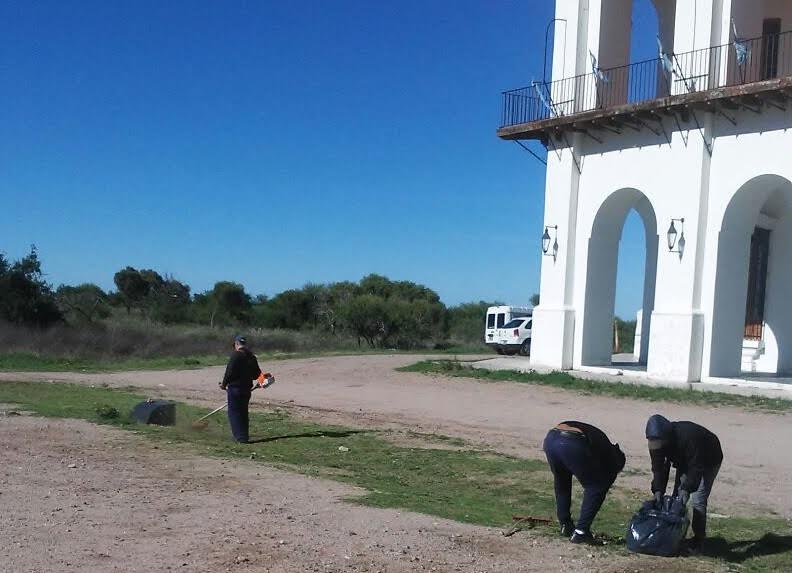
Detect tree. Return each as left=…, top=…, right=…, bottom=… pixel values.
left=447, top=301, right=500, bottom=344
left=207, top=281, right=251, bottom=327
left=324, top=281, right=358, bottom=334
left=265, top=288, right=315, bottom=329
left=530, top=293, right=540, bottom=306
left=339, top=294, right=389, bottom=348
left=56, top=283, right=110, bottom=323
left=0, top=247, right=62, bottom=327
left=113, top=267, right=149, bottom=313
left=149, top=277, right=191, bottom=324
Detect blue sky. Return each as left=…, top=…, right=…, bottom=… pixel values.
left=0, top=0, right=658, bottom=318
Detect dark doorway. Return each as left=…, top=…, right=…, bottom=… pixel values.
left=761, top=18, right=781, bottom=80
left=744, top=227, right=771, bottom=340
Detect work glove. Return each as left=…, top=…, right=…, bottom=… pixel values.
left=670, top=490, right=689, bottom=515
left=640, top=498, right=656, bottom=511
left=641, top=491, right=663, bottom=511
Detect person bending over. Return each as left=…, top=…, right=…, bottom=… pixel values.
left=543, top=421, right=626, bottom=544
left=645, top=414, right=723, bottom=552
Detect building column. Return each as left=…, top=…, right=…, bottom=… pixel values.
left=530, top=0, right=591, bottom=371
left=530, top=139, right=581, bottom=370
left=646, top=115, right=713, bottom=382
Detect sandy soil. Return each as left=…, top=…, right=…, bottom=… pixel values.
left=2, top=353, right=790, bottom=571
left=1, top=415, right=717, bottom=573
left=2, top=354, right=790, bottom=517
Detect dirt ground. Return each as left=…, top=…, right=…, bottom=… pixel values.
left=2, top=353, right=790, bottom=572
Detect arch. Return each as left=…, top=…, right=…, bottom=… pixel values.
left=581, top=188, right=659, bottom=366
left=710, top=175, right=792, bottom=377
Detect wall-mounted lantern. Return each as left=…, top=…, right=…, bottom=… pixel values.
left=542, top=225, right=559, bottom=261
left=667, top=218, right=685, bottom=259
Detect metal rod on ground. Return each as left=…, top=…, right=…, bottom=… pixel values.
left=502, top=515, right=554, bottom=537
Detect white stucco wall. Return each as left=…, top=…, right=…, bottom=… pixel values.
left=532, top=102, right=792, bottom=381
left=530, top=0, right=792, bottom=382
left=700, top=108, right=792, bottom=379
left=758, top=214, right=792, bottom=374
left=731, top=0, right=792, bottom=40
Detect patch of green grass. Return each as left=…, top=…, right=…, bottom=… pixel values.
left=400, top=360, right=792, bottom=413
left=0, top=349, right=487, bottom=373
left=0, top=352, right=229, bottom=372
left=2, top=380, right=792, bottom=572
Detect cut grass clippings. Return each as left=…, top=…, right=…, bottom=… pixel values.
left=2, top=380, right=792, bottom=572
left=399, top=360, right=792, bottom=414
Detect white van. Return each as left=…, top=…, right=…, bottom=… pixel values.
left=484, top=305, right=532, bottom=351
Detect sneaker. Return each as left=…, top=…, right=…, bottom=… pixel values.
left=560, top=520, right=575, bottom=537
left=570, top=529, right=595, bottom=544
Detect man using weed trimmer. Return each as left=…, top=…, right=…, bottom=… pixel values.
left=217, top=335, right=274, bottom=443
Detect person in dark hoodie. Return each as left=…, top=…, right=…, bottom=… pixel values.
left=645, top=414, right=723, bottom=551
left=219, top=335, right=272, bottom=443
left=543, top=421, right=626, bottom=544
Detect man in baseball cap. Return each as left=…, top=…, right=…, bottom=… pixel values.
left=219, top=334, right=270, bottom=443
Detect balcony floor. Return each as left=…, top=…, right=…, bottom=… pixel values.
left=497, top=76, right=792, bottom=142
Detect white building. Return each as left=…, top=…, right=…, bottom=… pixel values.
left=498, top=0, right=792, bottom=383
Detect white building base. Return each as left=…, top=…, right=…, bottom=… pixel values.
left=528, top=306, right=575, bottom=370
left=646, top=311, right=705, bottom=383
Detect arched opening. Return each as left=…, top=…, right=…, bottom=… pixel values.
left=581, top=189, right=658, bottom=368
left=710, top=175, right=792, bottom=379
left=595, top=0, right=677, bottom=106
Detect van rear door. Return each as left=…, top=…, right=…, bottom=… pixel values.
left=485, top=312, right=497, bottom=343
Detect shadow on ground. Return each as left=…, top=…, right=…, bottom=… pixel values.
left=702, top=534, right=792, bottom=563
left=249, top=429, right=372, bottom=444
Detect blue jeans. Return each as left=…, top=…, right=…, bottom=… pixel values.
left=543, top=429, right=614, bottom=532
left=685, top=463, right=721, bottom=539
left=226, top=385, right=251, bottom=442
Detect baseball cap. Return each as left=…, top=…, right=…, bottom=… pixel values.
left=233, top=335, right=247, bottom=345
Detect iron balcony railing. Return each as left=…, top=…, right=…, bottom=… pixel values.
left=501, top=29, right=792, bottom=129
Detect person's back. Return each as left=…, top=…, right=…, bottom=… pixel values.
left=670, top=421, right=723, bottom=472
left=561, top=420, right=625, bottom=478
left=223, top=347, right=261, bottom=388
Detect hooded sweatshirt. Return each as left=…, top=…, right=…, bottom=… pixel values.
left=646, top=414, right=723, bottom=494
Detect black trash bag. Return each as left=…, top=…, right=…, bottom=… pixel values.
left=131, top=399, right=176, bottom=426
left=626, top=495, right=689, bottom=556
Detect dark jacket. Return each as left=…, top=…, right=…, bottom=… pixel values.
left=562, top=420, right=626, bottom=479
left=222, top=348, right=262, bottom=389
left=647, top=416, right=723, bottom=494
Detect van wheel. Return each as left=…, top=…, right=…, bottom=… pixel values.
left=496, top=347, right=504, bottom=355
left=519, top=340, right=531, bottom=356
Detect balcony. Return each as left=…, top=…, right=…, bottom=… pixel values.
left=498, top=30, right=792, bottom=141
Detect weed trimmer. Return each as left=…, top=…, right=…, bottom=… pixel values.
left=191, top=374, right=275, bottom=429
